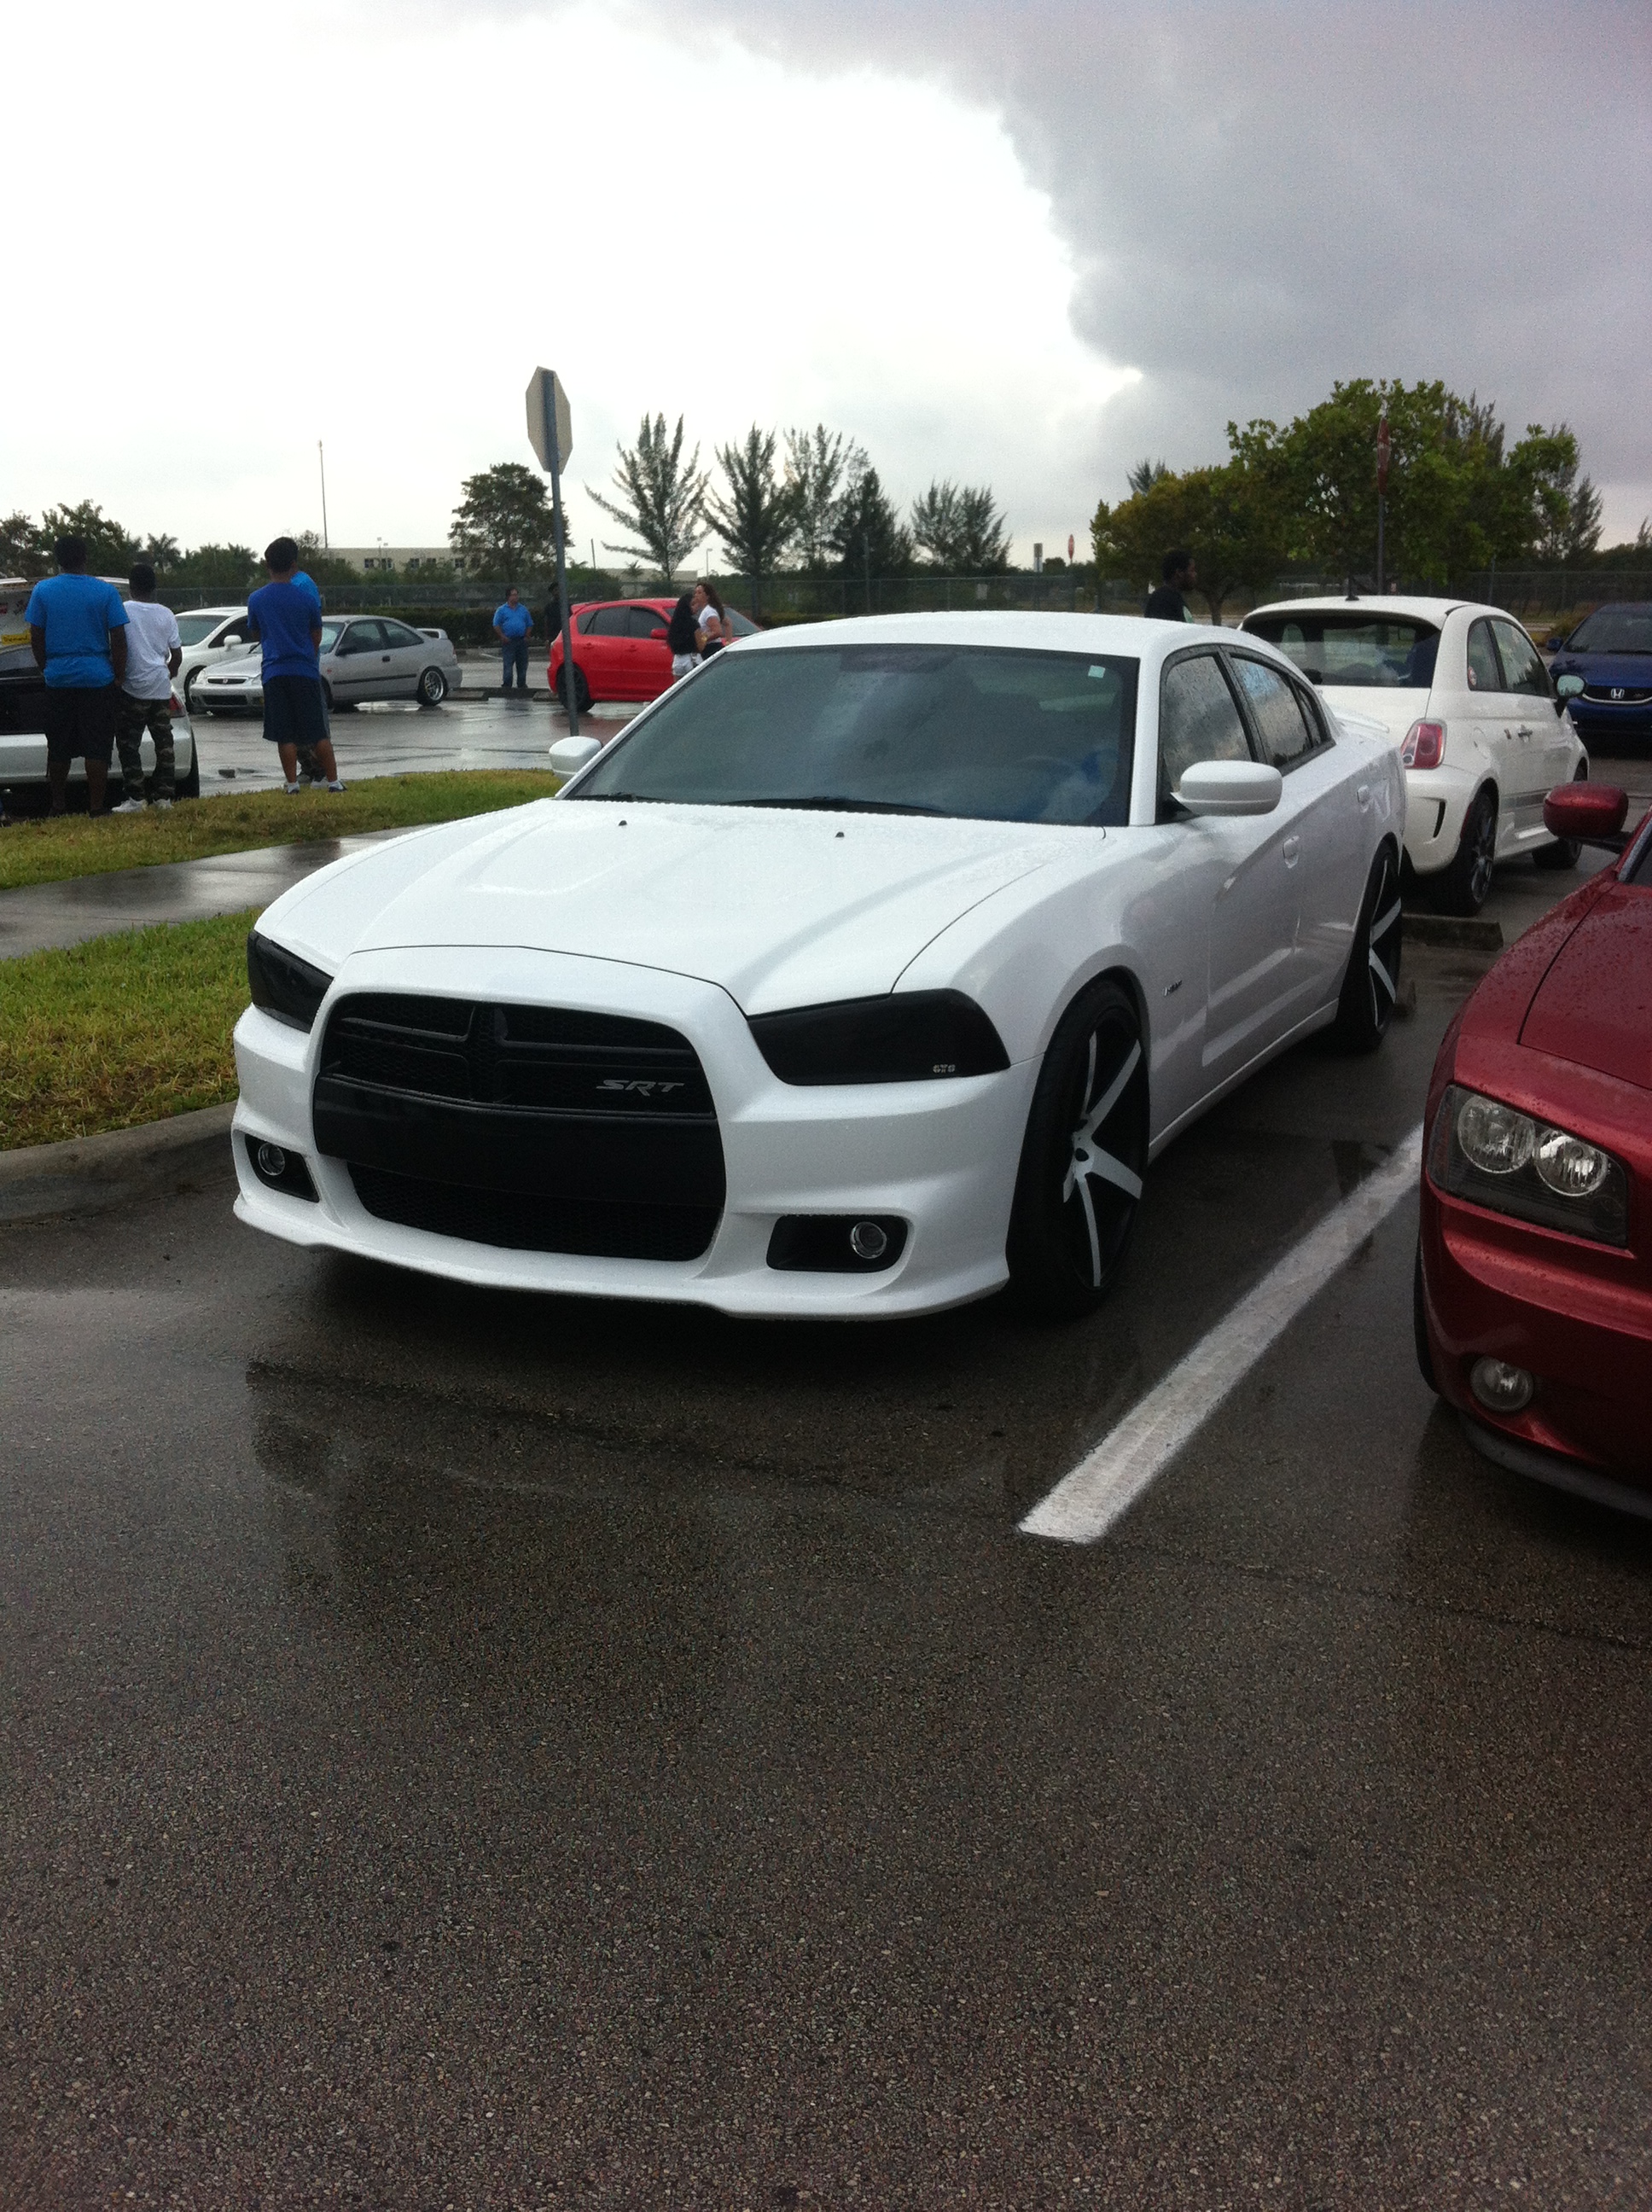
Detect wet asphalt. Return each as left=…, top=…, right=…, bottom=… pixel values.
left=6, top=894, right=1652, bottom=2205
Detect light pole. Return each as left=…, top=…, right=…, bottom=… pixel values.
left=1376, top=407, right=1390, bottom=595
left=318, top=441, right=329, bottom=550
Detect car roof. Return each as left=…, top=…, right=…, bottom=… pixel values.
left=1568, top=601, right=1652, bottom=617
left=572, top=597, right=676, bottom=609
left=1243, top=594, right=1516, bottom=625
left=732, top=608, right=1290, bottom=666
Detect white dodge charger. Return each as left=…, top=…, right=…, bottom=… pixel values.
left=232, top=613, right=1404, bottom=1319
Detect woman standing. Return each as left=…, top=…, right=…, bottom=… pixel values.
left=693, top=581, right=729, bottom=658
left=666, top=591, right=700, bottom=682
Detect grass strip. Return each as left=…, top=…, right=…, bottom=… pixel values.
left=0, top=769, right=559, bottom=892
left=1, top=911, right=258, bottom=1151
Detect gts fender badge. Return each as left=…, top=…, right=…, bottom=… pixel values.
left=598, top=1078, right=683, bottom=1096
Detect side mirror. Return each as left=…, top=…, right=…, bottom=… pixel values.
left=649, top=626, right=669, bottom=641
left=1555, top=673, right=1585, bottom=699
left=1544, top=782, right=1629, bottom=852
left=1176, top=758, right=1283, bottom=816
left=549, top=735, right=601, bottom=777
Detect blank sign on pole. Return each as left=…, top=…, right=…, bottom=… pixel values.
left=526, top=367, right=573, bottom=474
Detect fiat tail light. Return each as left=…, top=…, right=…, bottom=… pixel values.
left=1401, top=719, right=1446, bottom=770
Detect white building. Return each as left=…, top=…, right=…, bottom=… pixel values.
left=328, top=546, right=468, bottom=577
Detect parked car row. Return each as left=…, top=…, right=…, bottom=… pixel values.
left=193, top=617, right=462, bottom=714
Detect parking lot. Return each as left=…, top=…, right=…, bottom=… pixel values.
left=5, top=800, right=1651, bottom=2206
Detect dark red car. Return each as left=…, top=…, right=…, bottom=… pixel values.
left=1416, top=782, right=1652, bottom=1511
left=546, top=597, right=758, bottom=713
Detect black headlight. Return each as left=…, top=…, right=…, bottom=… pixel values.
left=748, top=990, right=1009, bottom=1086
left=1428, top=1084, right=1629, bottom=1248
left=247, top=930, right=334, bottom=1033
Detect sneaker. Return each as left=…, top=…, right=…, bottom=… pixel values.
left=285, top=783, right=302, bottom=795
left=326, top=780, right=346, bottom=793
left=113, top=797, right=147, bottom=814
left=152, top=798, right=173, bottom=810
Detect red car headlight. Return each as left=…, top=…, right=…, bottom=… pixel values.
left=1428, top=1085, right=1630, bottom=1247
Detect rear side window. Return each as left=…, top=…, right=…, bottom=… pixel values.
left=585, top=606, right=631, bottom=637
left=1466, top=619, right=1502, bottom=693
left=1492, top=619, right=1551, bottom=700
left=1159, top=652, right=1252, bottom=804
left=627, top=606, right=667, bottom=638
left=1230, top=655, right=1318, bottom=768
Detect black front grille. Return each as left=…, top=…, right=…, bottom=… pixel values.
left=314, top=993, right=724, bottom=1261
left=1582, top=684, right=1652, bottom=703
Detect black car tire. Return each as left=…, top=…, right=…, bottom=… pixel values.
left=1007, top=978, right=1149, bottom=1320
left=1333, top=841, right=1403, bottom=1053
left=1533, top=759, right=1587, bottom=870
left=556, top=664, right=593, bottom=715
left=1413, top=1239, right=1438, bottom=1392
left=1437, top=786, right=1498, bottom=917
left=416, top=667, right=448, bottom=707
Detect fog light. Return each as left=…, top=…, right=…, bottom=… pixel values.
left=1470, top=1357, right=1535, bottom=1413
left=849, top=1220, right=888, bottom=1260
left=256, top=1142, right=288, bottom=1178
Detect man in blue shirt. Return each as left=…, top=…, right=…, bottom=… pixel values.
left=247, top=537, right=344, bottom=795
left=26, top=535, right=130, bottom=815
left=493, top=586, right=534, bottom=695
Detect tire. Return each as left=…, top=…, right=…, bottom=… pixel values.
left=416, top=666, right=448, bottom=707
left=1533, top=759, right=1587, bottom=870
left=1007, top=978, right=1149, bottom=1320
left=1437, top=786, right=1498, bottom=917
left=1413, top=1239, right=1438, bottom=1393
left=556, top=663, right=592, bottom=715
left=183, top=670, right=203, bottom=716
left=1333, top=841, right=1403, bottom=1052
left=177, top=727, right=201, bottom=800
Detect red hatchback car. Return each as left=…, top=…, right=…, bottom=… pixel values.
left=546, top=597, right=757, bottom=713
left=1417, top=783, right=1652, bottom=1512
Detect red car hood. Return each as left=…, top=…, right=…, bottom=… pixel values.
left=1520, top=882, right=1652, bottom=1091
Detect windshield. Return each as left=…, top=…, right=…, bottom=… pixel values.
left=176, top=613, right=228, bottom=645
left=570, top=643, right=1139, bottom=825
left=1565, top=608, right=1652, bottom=654
left=1244, top=612, right=1440, bottom=689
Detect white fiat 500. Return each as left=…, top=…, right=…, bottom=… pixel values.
left=232, top=614, right=1403, bottom=1320
left=1242, top=596, right=1587, bottom=915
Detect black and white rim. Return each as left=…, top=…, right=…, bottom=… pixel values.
left=1467, top=798, right=1496, bottom=905
left=420, top=668, right=445, bottom=703
left=1364, top=847, right=1403, bottom=1029
left=1062, top=1027, right=1144, bottom=1288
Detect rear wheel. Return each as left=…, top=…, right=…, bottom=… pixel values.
left=1437, top=786, right=1498, bottom=916
left=1334, top=842, right=1402, bottom=1052
left=1533, top=759, right=1587, bottom=870
left=416, top=666, right=448, bottom=707
left=1007, top=979, right=1148, bottom=1320
left=556, top=663, right=592, bottom=716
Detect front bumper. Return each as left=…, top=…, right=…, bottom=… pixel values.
left=232, top=945, right=1037, bottom=1318
left=1567, top=700, right=1652, bottom=744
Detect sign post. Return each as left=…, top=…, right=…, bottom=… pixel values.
left=526, top=366, right=579, bottom=736
left=1376, top=407, right=1391, bottom=596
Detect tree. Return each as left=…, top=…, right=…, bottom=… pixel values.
left=172, top=544, right=261, bottom=592
left=703, top=425, right=794, bottom=614
left=1092, top=461, right=1286, bottom=622
left=910, top=480, right=1009, bottom=571
left=585, top=415, right=707, bottom=583
left=1126, top=458, right=1170, bottom=497
left=783, top=425, right=867, bottom=572
left=829, top=466, right=912, bottom=583
left=39, top=499, right=139, bottom=573
left=140, top=533, right=181, bottom=573
left=450, top=461, right=556, bottom=584
left=1513, top=424, right=1603, bottom=563
left=0, top=511, right=49, bottom=579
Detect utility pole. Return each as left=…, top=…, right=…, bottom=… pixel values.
left=1376, top=406, right=1390, bottom=595
left=318, top=441, right=329, bottom=550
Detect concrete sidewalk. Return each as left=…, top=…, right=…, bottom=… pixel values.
left=0, top=829, right=409, bottom=959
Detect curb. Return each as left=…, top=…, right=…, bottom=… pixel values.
left=0, top=1102, right=236, bottom=1224
left=1401, top=912, right=1504, bottom=952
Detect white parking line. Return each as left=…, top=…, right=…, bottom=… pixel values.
left=1020, top=1123, right=1426, bottom=1545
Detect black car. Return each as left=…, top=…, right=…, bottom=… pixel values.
left=1548, top=602, right=1652, bottom=747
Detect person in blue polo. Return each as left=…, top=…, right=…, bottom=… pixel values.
left=247, top=536, right=345, bottom=795
left=493, top=585, right=534, bottom=695
left=26, top=534, right=129, bottom=815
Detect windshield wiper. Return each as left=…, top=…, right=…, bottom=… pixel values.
left=731, top=795, right=947, bottom=816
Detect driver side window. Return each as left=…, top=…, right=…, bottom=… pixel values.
left=1158, top=652, right=1253, bottom=814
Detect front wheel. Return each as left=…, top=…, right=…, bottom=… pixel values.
left=556, top=663, right=592, bottom=716
left=1437, top=786, right=1498, bottom=917
left=416, top=666, right=448, bottom=707
left=1533, top=760, right=1587, bottom=870
left=1334, top=842, right=1403, bottom=1052
left=1007, top=979, right=1148, bottom=1320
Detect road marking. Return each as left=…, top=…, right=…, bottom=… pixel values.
left=1020, top=1123, right=1426, bottom=1545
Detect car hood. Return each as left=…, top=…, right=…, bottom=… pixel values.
left=263, top=799, right=1063, bottom=1013
left=1521, top=881, right=1652, bottom=1090
left=204, top=651, right=260, bottom=678
left=1551, top=649, right=1652, bottom=687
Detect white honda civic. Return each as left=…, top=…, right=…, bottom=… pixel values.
left=231, top=613, right=1404, bottom=1319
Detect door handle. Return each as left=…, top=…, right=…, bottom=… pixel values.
left=1515, top=724, right=1533, bottom=738
left=1283, top=835, right=1301, bottom=865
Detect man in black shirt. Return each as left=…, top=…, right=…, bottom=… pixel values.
left=1144, top=548, right=1196, bottom=621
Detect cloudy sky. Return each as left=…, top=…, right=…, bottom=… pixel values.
left=7, top=0, right=1648, bottom=566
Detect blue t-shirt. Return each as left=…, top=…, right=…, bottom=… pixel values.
left=247, top=575, right=323, bottom=681
left=495, top=601, right=533, bottom=639
left=26, top=573, right=128, bottom=688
